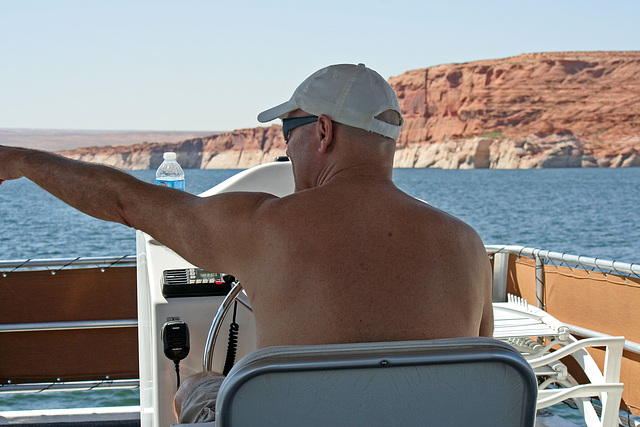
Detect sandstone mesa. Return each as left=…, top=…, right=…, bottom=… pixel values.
left=60, top=51, right=640, bottom=169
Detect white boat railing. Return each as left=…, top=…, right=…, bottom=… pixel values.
left=487, top=245, right=640, bottom=308
left=486, top=245, right=640, bottom=276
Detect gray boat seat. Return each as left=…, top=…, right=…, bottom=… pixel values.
left=185, top=336, right=536, bottom=426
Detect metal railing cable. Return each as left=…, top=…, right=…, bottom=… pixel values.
left=0, top=255, right=136, bottom=276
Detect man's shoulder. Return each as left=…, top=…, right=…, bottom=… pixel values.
left=403, top=197, right=485, bottom=249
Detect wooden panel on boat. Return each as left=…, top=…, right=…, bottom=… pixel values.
left=0, top=328, right=138, bottom=383
left=505, top=254, right=538, bottom=304
left=544, top=265, right=640, bottom=342
left=0, top=266, right=139, bottom=384
left=0, top=266, right=137, bottom=323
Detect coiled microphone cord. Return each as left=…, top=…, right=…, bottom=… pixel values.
left=223, top=301, right=239, bottom=376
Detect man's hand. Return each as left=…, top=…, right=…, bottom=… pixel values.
left=0, top=145, right=29, bottom=185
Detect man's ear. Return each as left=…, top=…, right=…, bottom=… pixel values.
left=317, top=114, right=334, bottom=153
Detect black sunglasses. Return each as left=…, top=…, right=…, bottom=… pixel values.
left=281, top=116, right=319, bottom=142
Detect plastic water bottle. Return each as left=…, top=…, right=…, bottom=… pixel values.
left=156, top=152, right=185, bottom=190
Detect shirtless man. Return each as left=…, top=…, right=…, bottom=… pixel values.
left=0, top=64, right=493, bottom=423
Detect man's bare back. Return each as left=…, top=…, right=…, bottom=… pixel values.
left=239, top=174, right=493, bottom=348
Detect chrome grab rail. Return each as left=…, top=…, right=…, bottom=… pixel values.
left=0, top=319, right=138, bottom=333
left=203, top=281, right=248, bottom=371
left=0, top=379, right=140, bottom=394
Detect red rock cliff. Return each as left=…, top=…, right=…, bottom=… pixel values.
left=391, top=51, right=640, bottom=168
left=60, top=126, right=286, bottom=170
left=61, top=51, right=640, bottom=169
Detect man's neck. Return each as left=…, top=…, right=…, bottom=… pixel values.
left=316, top=162, right=393, bottom=188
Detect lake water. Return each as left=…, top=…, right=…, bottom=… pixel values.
left=1, top=167, right=639, bottom=423
left=2, top=167, right=639, bottom=262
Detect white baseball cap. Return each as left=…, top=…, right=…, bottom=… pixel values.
left=257, top=63, right=404, bottom=140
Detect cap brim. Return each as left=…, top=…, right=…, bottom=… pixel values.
left=257, top=100, right=297, bottom=123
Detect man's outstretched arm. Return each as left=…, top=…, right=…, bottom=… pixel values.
left=0, top=145, right=275, bottom=273
left=0, top=145, right=166, bottom=226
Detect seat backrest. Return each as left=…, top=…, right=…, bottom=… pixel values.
left=215, top=337, right=537, bottom=427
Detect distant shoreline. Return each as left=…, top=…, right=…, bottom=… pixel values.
left=0, top=128, right=222, bottom=152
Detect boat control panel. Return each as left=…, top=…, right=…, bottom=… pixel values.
left=162, top=268, right=234, bottom=298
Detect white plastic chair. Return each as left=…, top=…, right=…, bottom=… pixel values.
left=494, top=296, right=625, bottom=427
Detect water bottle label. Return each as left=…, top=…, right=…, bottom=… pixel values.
left=156, top=179, right=185, bottom=190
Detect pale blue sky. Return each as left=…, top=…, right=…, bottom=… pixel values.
left=1, top=0, right=639, bottom=132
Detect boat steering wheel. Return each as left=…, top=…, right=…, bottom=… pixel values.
left=203, top=281, right=252, bottom=371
